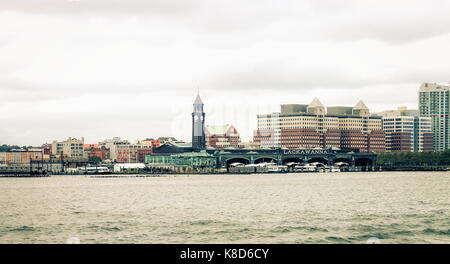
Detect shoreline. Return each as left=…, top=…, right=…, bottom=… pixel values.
left=1, top=169, right=448, bottom=178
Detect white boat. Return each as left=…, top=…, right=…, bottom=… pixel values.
left=330, top=166, right=341, bottom=172
left=78, top=166, right=112, bottom=174
left=294, top=163, right=317, bottom=172
left=266, top=164, right=288, bottom=173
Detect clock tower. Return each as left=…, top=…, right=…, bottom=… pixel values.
left=192, top=92, right=206, bottom=151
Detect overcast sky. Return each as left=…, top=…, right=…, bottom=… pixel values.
left=1, top=0, right=450, bottom=146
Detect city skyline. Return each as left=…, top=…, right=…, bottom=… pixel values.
left=2, top=0, right=450, bottom=145
left=1, top=82, right=449, bottom=146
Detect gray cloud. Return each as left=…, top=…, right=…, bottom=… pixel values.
left=3, top=0, right=450, bottom=44
left=2, top=0, right=450, bottom=145
left=205, top=64, right=366, bottom=91
left=203, top=60, right=450, bottom=92
left=0, top=0, right=200, bottom=15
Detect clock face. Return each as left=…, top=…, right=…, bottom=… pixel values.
left=194, top=115, right=199, bottom=121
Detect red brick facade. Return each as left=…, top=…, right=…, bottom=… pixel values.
left=388, top=132, right=412, bottom=152
left=422, top=132, right=434, bottom=152
left=279, top=129, right=385, bottom=152
left=88, top=147, right=110, bottom=161
left=117, top=148, right=153, bottom=163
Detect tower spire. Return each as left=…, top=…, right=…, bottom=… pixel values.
left=192, top=90, right=206, bottom=151
left=194, top=89, right=203, bottom=105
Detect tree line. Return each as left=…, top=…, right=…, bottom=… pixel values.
left=377, top=150, right=450, bottom=167
left=0, top=144, right=36, bottom=152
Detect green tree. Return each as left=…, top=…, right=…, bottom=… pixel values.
left=88, top=156, right=102, bottom=164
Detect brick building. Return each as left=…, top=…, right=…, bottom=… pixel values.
left=116, top=145, right=153, bottom=163
left=255, top=99, right=385, bottom=152
left=380, top=107, right=433, bottom=152
left=0, top=150, right=43, bottom=164
left=205, top=124, right=243, bottom=149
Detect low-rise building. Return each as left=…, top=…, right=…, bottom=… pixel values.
left=0, top=149, right=43, bottom=164
left=205, top=124, right=243, bottom=149
left=99, top=137, right=130, bottom=161
left=86, top=146, right=110, bottom=161
left=0, top=151, right=6, bottom=164
left=141, top=139, right=161, bottom=148
left=116, top=144, right=152, bottom=163
left=51, top=137, right=85, bottom=159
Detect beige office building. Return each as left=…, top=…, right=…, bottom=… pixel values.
left=255, top=98, right=385, bottom=152
left=51, top=137, right=85, bottom=159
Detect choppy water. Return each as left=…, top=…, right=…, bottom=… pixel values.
left=0, top=172, right=449, bottom=244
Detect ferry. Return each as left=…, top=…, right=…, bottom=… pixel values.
left=78, top=166, right=112, bottom=175
left=294, top=163, right=318, bottom=172
left=266, top=164, right=288, bottom=173
left=330, top=166, right=341, bottom=172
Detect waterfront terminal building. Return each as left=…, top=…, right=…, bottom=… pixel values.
left=147, top=143, right=376, bottom=171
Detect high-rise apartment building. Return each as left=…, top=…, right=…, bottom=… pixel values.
left=419, top=82, right=450, bottom=151
left=380, top=107, right=433, bottom=152
left=255, top=99, right=385, bottom=152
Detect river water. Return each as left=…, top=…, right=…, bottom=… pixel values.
left=0, top=172, right=449, bottom=244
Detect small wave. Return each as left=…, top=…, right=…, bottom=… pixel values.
left=215, top=230, right=229, bottom=234
left=195, top=230, right=210, bottom=235
left=274, top=226, right=328, bottom=233
left=393, top=230, right=414, bottom=235
left=276, top=228, right=291, bottom=233
left=213, top=228, right=252, bottom=235
left=306, top=227, right=328, bottom=232
left=188, top=220, right=237, bottom=227
left=190, top=220, right=215, bottom=226
left=87, top=225, right=122, bottom=232
left=103, top=227, right=121, bottom=231
left=326, top=236, right=351, bottom=243
left=349, top=224, right=377, bottom=233
left=161, top=230, right=189, bottom=236
left=423, top=228, right=450, bottom=236
left=9, top=226, right=36, bottom=232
